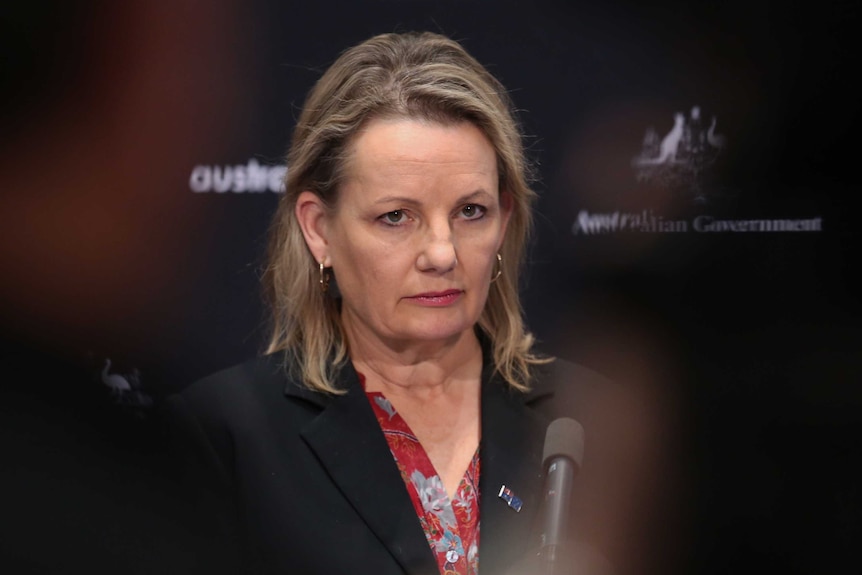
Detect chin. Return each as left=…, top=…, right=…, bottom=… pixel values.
left=397, top=317, right=477, bottom=344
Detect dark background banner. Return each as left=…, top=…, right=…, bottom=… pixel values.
left=2, top=1, right=859, bottom=573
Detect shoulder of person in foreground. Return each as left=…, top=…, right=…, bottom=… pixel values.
left=527, top=355, right=675, bottom=575
left=525, top=353, right=665, bottom=466
left=523, top=355, right=615, bottom=424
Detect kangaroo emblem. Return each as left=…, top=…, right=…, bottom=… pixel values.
left=634, top=112, right=685, bottom=166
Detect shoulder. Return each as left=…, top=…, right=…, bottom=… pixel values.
left=176, top=354, right=286, bottom=409
left=164, top=353, right=325, bottom=434
left=161, top=353, right=335, bottom=472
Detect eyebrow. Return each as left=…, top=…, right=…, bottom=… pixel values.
left=372, top=189, right=493, bottom=207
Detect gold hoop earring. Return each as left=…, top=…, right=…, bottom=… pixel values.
left=319, top=261, right=330, bottom=293
left=490, top=253, right=502, bottom=283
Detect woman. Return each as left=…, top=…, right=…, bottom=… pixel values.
left=168, top=31, right=618, bottom=575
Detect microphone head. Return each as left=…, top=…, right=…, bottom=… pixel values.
left=542, top=417, right=585, bottom=468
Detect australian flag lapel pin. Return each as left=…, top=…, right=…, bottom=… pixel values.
left=498, top=485, right=523, bottom=512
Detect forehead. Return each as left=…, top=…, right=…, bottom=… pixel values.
left=341, top=118, right=498, bottom=193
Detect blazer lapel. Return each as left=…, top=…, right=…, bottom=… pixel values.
left=288, top=364, right=439, bottom=575
left=282, top=349, right=557, bottom=575
left=478, top=368, right=552, bottom=575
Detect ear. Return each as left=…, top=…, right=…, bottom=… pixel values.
left=295, top=191, right=332, bottom=266
left=497, top=189, right=514, bottom=250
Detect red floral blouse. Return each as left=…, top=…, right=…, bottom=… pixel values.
left=362, top=376, right=481, bottom=575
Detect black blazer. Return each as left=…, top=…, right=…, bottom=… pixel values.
left=165, top=346, right=606, bottom=575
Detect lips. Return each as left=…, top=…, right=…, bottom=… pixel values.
left=406, top=289, right=463, bottom=306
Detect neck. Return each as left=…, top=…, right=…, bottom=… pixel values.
left=343, top=317, right=483, bottom=398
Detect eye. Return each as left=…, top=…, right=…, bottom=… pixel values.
left=458, top=204, right=487, bottom=220
left=379, top=210, right=408, bottom=226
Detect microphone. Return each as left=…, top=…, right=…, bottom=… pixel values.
left=537, top=417, right=585, bottom=574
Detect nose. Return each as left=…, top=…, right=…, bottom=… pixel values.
left=416, top=219, right=457, bottom=273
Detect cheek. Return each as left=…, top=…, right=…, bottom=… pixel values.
left=333, top=235, right=400, bottom=291
left=463, top=228, right=504, bottom=258
left=462, top=239, right=501, bottom=281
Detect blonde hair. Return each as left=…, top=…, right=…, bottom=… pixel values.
left=263, top=31, right=550, bottom=394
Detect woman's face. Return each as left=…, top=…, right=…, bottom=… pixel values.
left=300, top=118, right=511, bottom=349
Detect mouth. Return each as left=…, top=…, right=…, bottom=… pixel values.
left=406, top=289, right=464, bottom=306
